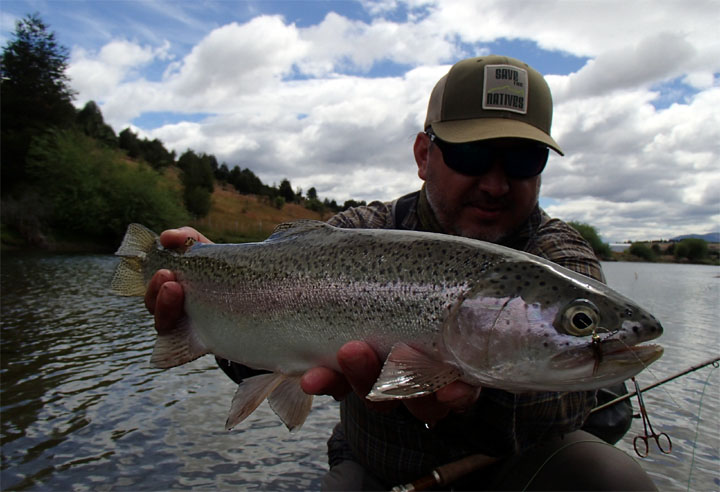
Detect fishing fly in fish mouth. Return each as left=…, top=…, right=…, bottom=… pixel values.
left=112, top=220, right=663, bottom=428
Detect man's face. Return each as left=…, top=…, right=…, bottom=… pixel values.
left=415, top=132, right=542, bottom=243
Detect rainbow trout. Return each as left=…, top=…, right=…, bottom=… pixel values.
left=111, top=220, right=663, bottom=430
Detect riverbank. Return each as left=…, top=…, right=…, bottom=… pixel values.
left=1, top=184, right=332, bottom=254
left=610, top=242, right=720, bottom=266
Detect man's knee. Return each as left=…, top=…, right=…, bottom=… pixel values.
left=522, top=431, right=657, bottom=491
left=322, top=460, right=386, bottom=491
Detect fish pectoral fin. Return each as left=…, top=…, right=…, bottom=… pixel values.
left=366, top=343, right=463, bottom=401
left=150, top=317, right=210, bottom=368
left=267, top=377, right=314, bottom=432
left=226, top=373, right=285, bottom=431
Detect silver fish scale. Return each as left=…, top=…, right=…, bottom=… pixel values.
left=149, top=224, right=511, bottom=371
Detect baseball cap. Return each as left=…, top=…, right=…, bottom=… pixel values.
left=424, top=55, right=563, bottom=155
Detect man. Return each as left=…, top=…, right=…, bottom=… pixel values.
left=146, top=56, right=655, bottom=490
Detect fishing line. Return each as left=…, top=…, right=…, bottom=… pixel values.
left=520, top=439, right=618, bottom=491
left=605, top=335, right=682, bottom=409
left=686, top=360, right=718, bottom=492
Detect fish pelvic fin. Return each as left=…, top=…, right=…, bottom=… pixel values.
left=150, top=316, right=210, bottom=368
left=111, top=223, right=159, bottom=296
left=366, top=343, right=463, bottom=401
left=225, top=374, right=314, bottom=432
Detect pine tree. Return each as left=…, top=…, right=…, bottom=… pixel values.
left=1, top=13, right=77, bottom=191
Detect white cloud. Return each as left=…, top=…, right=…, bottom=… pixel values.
left=167, top=16, right=306, bottom=99
left=68, top=40, right=170, bottom=103
left=59, top=0, right=719, bottom=241
left=543, top=86, right=720, bottom=241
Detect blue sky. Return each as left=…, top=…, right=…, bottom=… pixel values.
left=2, top=0, right=719, bottom=242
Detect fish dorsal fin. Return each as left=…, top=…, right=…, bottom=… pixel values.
left=267, top=377, right=314, bottom=431
left=366, top=343, right=463, bottom=401
left=225, top=373, right=285, bottom=430
left=267, top=220, right=332, bottom=242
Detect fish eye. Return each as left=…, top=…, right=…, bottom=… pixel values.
left=561, top=300, right=600, bottom=337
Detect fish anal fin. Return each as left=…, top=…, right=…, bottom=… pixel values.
left=226, top=373, right=285, bottom=431
left=150, top=317, right=210, bottom=368
left=367, top=343, right=462, bottom=401
left=267, top=377, right=314, bottom=432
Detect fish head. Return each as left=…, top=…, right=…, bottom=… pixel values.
left=443, top=259, right=663, bottom=392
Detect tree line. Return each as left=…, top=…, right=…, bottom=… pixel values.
left=1, top=13, right=363, bottom=248
left=569, top=222, right=717, bottom=265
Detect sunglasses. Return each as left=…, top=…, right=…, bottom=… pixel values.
left=426, top=131, right=549, bottom=179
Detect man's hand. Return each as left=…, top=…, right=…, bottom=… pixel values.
left=144, top=227, right=212, bottom=334
left=301, top=341, right=481, bottom=427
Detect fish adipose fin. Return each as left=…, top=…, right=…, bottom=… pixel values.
left=367, top=343, right=463, bottom=401
left=150, top=316, right=210, bottom=368
left=225, top=374, right=314, bottom=431
left=111, top=223, right=159, bottom=296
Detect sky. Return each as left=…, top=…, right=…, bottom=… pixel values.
left=1, top=0, right=719, bottom=243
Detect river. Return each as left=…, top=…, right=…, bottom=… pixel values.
left=1, top=255, right=718, bottom=490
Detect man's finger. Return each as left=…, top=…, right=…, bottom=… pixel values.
left=300, top=367, right=352, bottom=400
left=434, top=381, right=482, bottom=411
left=159, top=227, right=212, bottom=249
left=336, top=341, right=381, bottom=397
left=154, top=281, right=184, bottom=335
left=144, top=269, right=175, bottom=314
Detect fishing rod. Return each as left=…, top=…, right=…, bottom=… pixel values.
left=590, top=355, right=720, bottom=414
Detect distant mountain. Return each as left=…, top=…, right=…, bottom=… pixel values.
left=671, top=232, right=720, bottom=243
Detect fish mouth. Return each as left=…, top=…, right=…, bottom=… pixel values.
left=550, top=340, right=664, bottom=370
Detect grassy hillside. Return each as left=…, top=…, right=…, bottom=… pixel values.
left=189, top=183, right=334, bottom=243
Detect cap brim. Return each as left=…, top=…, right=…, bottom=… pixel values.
left=431, top=118, right=564, bottom=155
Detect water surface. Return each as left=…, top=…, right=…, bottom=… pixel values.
left=1, top=256, right=718, bottom=490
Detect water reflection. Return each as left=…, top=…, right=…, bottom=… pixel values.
left=1, top=256, right=718, bottom=490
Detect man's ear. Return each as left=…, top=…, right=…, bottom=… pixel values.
left=414, top=132, right=431, bottom=180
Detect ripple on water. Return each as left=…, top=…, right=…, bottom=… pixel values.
left=1, top=256, right=717, bottom=490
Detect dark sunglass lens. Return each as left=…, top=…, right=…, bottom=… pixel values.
left=504, top=147, right=549, bottom=178
left=433, top=135, right=548, bottom=178
left=436, top=140, right=492, bottom=176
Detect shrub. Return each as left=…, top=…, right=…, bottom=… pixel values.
left=26, top=130, right=188, bottom=243
left=628, top=243, right=655, bottom=261
left=674, top=238, right=708, bottom=262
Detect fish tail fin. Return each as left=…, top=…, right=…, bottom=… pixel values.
left=226, top=374, right=313, bottom=431
left=150, top=316, right=210, bottom=368
left=111, top=223, right=159, bottom=296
